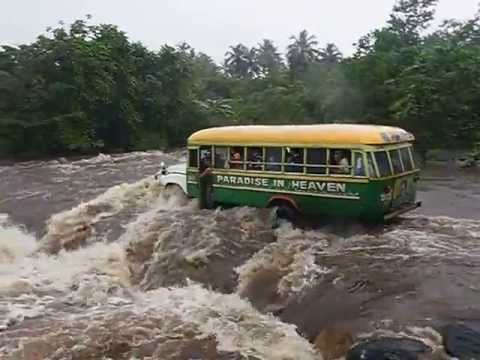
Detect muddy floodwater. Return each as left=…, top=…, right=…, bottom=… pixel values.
left=1, top=152, right=480, bottom=359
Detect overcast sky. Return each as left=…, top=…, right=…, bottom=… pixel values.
left=1, top=0, right=478, bottom=62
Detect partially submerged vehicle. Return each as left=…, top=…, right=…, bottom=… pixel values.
left=158, top=124, right=421, bottom=222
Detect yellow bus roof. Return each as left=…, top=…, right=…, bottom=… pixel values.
left=188, top=124, right=415, bottom=146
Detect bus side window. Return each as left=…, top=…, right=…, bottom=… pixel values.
left=199, top=146, right=212, bottom=170
left=265, top=147, right=281, bottom=172
left=374, top=151, right=392, bottom=177
left=408, top=147, right=416, bottom=169
left=353, top=152, right=366, bottom=177
left=329, top=149, right=352, bottom=175
left=189, top=149, right=198, bottom=168
left=389, top=149, right=403, bottom=174
left=306, top=149, right=327, bottom=174
left=247, top=147, right=263, bottom=171
left=367, top=152, right=378, bottom=178
left=400, top=147, right=414, bottom=171
left=284, top=148, right=304, bottom=173
left=214, top=146, right=228, bottom=169
left=229, top=147, right=244, bottom=170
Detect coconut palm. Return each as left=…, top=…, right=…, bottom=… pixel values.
left=224, top=44, right=258, bottom=79
left=256, top=39, right=283, bottom=76
left=286, top=30, right=320, bottom=73
left=319, top=43, right=343, bottom=64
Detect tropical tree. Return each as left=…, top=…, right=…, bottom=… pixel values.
left=318, top=43, right=343, bottom=64
left=388, top=0, right=439, bottom=44
left=2, top=0, right=480, bottom=159
left=286, top=30, right=320, bottom=74
left=256, top=39, right=284, bottom=76
left=224, top=44, right=258, bottom=79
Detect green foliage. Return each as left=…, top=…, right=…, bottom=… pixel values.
left=287, top=30, right=320, bottom=75
left=224, top=44, right=259, bottom=79
left=1, top=1, right=480, bottom=157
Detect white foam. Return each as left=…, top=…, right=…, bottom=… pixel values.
left=0, top=215, right=37, bottom=265
left=73, top=153, right=113, bottom=165
left=0, top=241, right=128, bottom=293
left=141, top=284, right=319, bottom=360
left=0, top=302, right=45, bottom=331
left=236, top=222, right=332, bottom=299
left=39, top=177, right=163, bottom=252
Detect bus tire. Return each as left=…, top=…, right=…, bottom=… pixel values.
left=270, top=202, right=299, bottom=228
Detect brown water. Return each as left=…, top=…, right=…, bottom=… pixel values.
left=0, top=153, right=479, bottom=359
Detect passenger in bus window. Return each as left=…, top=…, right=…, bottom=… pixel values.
left=331, top=150, right=350, bottom=174
left=353, top=153, right=366, bottom=176
left=200, top=150, right=211, bottom=169
left=285, top=148, right=302, bottom=173
left=214, top=147, right=228, bottom=169
left=247, top=148, right=263, bottom=170
left=230, top=149, right=243, bottom=169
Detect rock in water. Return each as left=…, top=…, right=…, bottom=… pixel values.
left=313, top=327, right=354, bottom=360
left=442, top=324, right=480, bottom=359
left=346, top=338, right=430, bottom=360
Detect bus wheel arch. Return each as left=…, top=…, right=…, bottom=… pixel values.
left=268, top=196, right=300, bottom=225
left=163, top=183, right=187, bottom=203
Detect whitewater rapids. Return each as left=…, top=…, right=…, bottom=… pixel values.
left=1, top=152, right=480, bottom=359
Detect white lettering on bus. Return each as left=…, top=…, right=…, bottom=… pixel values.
left=216, top=175, right=347, bottom=194
left=327, top=183, right=336, bottom=192
left=336, top=183, right=346, bottom=193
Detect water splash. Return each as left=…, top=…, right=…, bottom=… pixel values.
left=38, top=177, right=162, bottom=254
left=0, top=215, right=37, bottom=264
left=2, top=153, right=480, bottom=359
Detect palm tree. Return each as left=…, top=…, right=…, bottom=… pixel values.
left=286, top=30, right=320, bottom=73
left=246, top=47, right=260, bottom=78
left=224, top=44, right=259, bottom=79
left=319, top=43, right=343, bottom=64
left=256, top=39, right=283, bottom=76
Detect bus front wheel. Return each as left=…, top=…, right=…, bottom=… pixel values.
left=270, top=202, right=299, bottom=228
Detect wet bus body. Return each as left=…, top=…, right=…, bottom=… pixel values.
left=159, top=124, right=421, bottom=222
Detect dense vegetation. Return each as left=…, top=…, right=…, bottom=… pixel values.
left=1, top=0, right=479, bottom=158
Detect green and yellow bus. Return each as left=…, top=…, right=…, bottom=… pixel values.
left=158, top=124, right=421, bottom=222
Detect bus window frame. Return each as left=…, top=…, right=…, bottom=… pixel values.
left=398, top=146, right=414, bottom=172
left=246, top=146, right=264, bottom=171
left=228, top=146, right=245, bottom=170
left=408, top=147, right=416, bottom=170
left=374, top=150, right=394, bottom=178
left=188, top=147, right=200, bottom=169
left=366, top=151, right=379, bottom=178
left=305, top=148, right=328, bottom=176
left=328, top=149, right=353, bottom=177
left=264, top=146, right=283, bottom=173
left=213, top=145, right=229, bottom=169
left=283, top=147, right=304, bottom=174
left=352, top=150, right=368, bottom=178
left=199, top=145, right=213, bottom=169
left=389, top=148, right=404, bottom=174
left=192, top=144, right=417, bottom=179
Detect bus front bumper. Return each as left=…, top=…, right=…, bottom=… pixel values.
left=384, top=201, right=422, bottom=221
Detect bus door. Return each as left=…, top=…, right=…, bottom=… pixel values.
left=199, top=146, right=214, bottom=209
